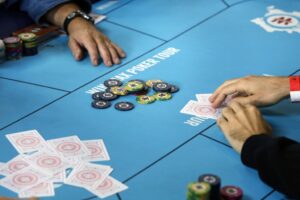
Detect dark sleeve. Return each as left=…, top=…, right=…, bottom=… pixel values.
left=18, top=0, right=92, bottom=23
left=241, top=134, right=300, bottom=199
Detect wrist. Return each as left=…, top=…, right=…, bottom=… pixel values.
left=63, top=10, right=94, bottom=35
left=277, top=77, right=290, bottom=99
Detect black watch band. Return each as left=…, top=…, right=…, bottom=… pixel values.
left=63, top=10, right=94, bottom=35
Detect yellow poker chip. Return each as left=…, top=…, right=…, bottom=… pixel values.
left=154, top=92, right=172, bottom=101
left=18, top=33, right=37, bottom=42
left=136, top=95, right=156, bottom=104
left=125, top=81, right=144, bottom=92
left=110, top=86, right=128, bottom=96
left=146, top=80, right=163, bottom=88
left=188, top=182, right=211, bottom=196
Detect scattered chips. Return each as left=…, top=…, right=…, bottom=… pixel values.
left=170, top=85, right=180, bottom=93
left=115, top=102, right=134, bottom=111
left=91, top=79, right=179, bottom=111
left=146, top=80, right=163, bottom=88
left=154, top=92, right=172, bottom=101
left=153, top=82, right=172, bottom=92
left=110, top=86, right=128, bottom=96
left=136, top=95, right=156, bottom=104
left=91, top=100, right=111, bottom=109
left=104, top=79, right=122, bottom=87
left=92, top=92, right=118, bottom=101
left=125, top=80, right=145, bottom=92
left=198, top=174, right=221, bottom=200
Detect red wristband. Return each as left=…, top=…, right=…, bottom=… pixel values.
left=289, top=76, right=300, bottom=102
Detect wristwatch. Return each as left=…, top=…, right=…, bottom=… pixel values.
left=63, top=10, right=95, bottom=35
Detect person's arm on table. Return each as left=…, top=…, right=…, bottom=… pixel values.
left=209, top=76, right=290, bottom=108
left=217, top=102, right=300, bottom=199
left=18, top=0, right=125, bottom=66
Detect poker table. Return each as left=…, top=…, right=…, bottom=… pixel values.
left=1, top=0, right=300, bottom=199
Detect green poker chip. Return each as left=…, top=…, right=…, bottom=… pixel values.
left=125, top=81, right=144, bottom=92
left=136, top=95, right=156, bottom=104
left=154, top=92, right=172, bottom=101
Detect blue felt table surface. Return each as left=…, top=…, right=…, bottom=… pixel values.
left=0, top=0, right=299, bottom=199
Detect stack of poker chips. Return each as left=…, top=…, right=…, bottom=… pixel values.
left=91, top=79, right=180, bottom=111
left=3, top=36, right=22, bottom=60
left=187, top=174, right=243, bottom=200
left=18, top=33, right=38, bottom=56
left=0, top=39, right=5, bottom=62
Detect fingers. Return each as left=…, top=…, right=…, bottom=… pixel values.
left=105, top=41, right=120, bottom=65
left=111, top=42, right=126, bottom=58
left=221, top=107, right=235, bottom=121
left=68, top=38, right=83, bottom=61
left=83, top=38, right=100, bottom=66
left=211, top=82, right=243, bottom=108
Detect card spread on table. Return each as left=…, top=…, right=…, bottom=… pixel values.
left=1, top=130, right=128, bottom=198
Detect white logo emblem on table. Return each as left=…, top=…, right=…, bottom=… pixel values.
left=252, top=6, right=300, bottom=34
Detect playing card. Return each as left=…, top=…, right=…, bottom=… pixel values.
left=0, top=155, right=31, bottom=176
left=49, top=170, right=66, bottom=183
left=0, top=166, right=52, bottom=193
left=26, top=150, right=70, bottom=175
left=47, top=136, right=90, bottom=158
left=0, top=161, right=5, bottom=170
left=6, top=130, right=49, bottom=154
left=196, top=93, right=213, bottom=105
left=88, top=176, right=128, bottom=199
left=82, top=139, right=110, bottom=162
left=180, top=100, right=221, bottom=119
left=18, top=181, right=55, bottom=198
left=65, top=162, right=112, bottom=189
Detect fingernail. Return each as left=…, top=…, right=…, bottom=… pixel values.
left=107, top=61, right=112, bottom=66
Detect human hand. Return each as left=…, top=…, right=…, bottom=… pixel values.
left=68, top=17, right=126, bottom=66
left=217, top=102, right=272, bottom=153
left=0, top=197, right=38, bottom=200
left=209, top=76, right=289, bottom=108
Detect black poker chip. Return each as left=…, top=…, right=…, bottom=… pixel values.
left=104, top=79, right=122, bottom=87
left=153, top=82, right=172, bottom=92
left=93, top=92, right=118, bottom=101
left=91, top=100, right=111, bottom=109
left=115, top=102, right=134, bottom=111
left=169, top=85, right=180, bottom=93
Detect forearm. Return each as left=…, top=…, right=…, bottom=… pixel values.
left=241, top=135, right=300, bottom=198
left=44, top=3, right=80, bottom=28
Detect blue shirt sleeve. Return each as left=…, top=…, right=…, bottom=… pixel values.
left=17, top=0, right=92, bottom=23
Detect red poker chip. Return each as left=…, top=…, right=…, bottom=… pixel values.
left=220, top=185, right=243, bottom=200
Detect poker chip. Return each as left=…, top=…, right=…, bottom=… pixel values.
left=187, top=182, right=210, bottom=200
left=125, top=81, right=144, bottom=92
left=198, top=174, right=221, bottom=200
left=146, top=80, right=163, bottom=88
left=110, top=86, right=128, bottom=96
left=153, top=82, right=172, bottom=92
left=220, top=185, right=243, bottom=200
left=170, top=85, right=180, bottom=93
left=18, top=33, right=38, bottom=56
left=136, top=95, right=156, bottom=104
left=114, top=102, right=134, bottom=111
left=92, top=92, right=118, bottom=101
left=91, top=100, right=111, bottom=109
left=3, top=36, right=22, bottom=60
left=154, top=92, right=172, bottom=101
left=104, top=79, right=122, bottom=87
